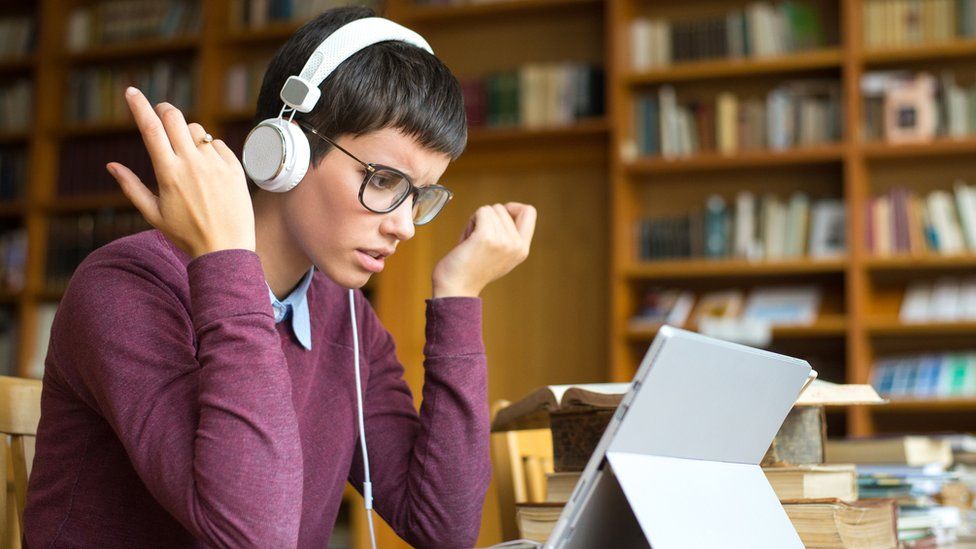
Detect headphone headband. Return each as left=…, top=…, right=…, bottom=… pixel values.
left=280, top=17, right=434, bottom=113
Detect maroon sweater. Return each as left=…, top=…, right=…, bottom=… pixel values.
left=23, top=230, right=490, bottom=548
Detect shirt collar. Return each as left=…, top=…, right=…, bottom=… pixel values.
left=267, top=267, right=314, bottom=351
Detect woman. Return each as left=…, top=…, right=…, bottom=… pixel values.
left=24, top=6, right=535, bottom=547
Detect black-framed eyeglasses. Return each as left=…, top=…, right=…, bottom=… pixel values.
left=298, top=122, right=453, bottom=226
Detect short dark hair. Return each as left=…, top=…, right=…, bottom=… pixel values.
left=254, top=6, right=468, bottom=171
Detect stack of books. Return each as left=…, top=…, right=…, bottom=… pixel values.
left=65, top=61, right=195, bottom=125
left=826, top=436, right=972, bottom=546
left=635, top=192, right=845, bottom=261
left=862, top=71, right=976, bottom=143
left=867, top=183, right=976, bottom=256
left=460, top=64, right=604, bottom=130
left=66, top=0, right=202, bottom=50
left=863, top=0, right=976, bottom=50
left=872, top=352, right=976, bottom=399
left=0, top=79, right=31, bottom=132
left=228, top=0, right=381, bottom=30
left=899, top=277, right=976, bottom=324
left=0, top=16, right=33, bottom=59
left=630, top=1, right=830, bottom=70
left=494, top=381, right=898, bottom=546
left=633, top=80, right=841, bottom=159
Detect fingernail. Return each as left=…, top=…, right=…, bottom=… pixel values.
left=125, top=86, right=138, bottom=97
left=106, top=164, right=117, bottom=177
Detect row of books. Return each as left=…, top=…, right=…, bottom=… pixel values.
left=825, top=436, right=971, bottom=546
left=228, top=0, right=380, bottom=29
left=630, top=1, right=830, bottom=70
left=0, top=228, right=27, bottom=293
left=66, top=0, right=201, bottom=51
left=0, top=308, right=18, bottom=377
left=59, top=135, right=155, bottom=197
left=630, top=285, right=822, bottom=330
left=65, top=62, right=195, bottom=125
left=0, top=79, right=32, bottom=132
left=863, top=0, right=976, bottom=50
left=0, top=148, right=27, bottom=202
left=900, top=277, right=976, bottom=323
left=867, top=183, right=976, bottom=255
left=460, top=64, right=604, bottom=130
left=635, top=193, right=845, bottom=261
left=0, top=16, right=33, bottom=59
left=634, top=80, right=841, bottom=158
left=862, top=71, right=976, bottom=143
left=872, top=352, right=976, bottom=398
left=225, top=57, right=271, bottom=112
left=46, top=211, right=150, bottom=294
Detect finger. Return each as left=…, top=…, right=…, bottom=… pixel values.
left=460, top=214, right=477, bottom=244
left=124, top=87, right=176, bottom=167
left=107, top=163, right=162, bottom=227
left=155, top=102, right=197, bottom=157
left=506, top=202, right=537, bottom=243
left=491, top=203, right=521, bottom=241
left=211, top=139, right=241, bottom=167
left=472, top=205, right=502, bottom=237
left=187, top=123, right=219, bottom=158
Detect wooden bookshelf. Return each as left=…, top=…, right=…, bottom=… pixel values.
left=63, top=36, right=200, bottom=64
left=624, top=144, right=846, bottom=174
left=608, top=0, right=976, bottom=439
left=623, top=258, right=846, bottom=280
left=627, top=48, right=843, bottom=84
left=625, top=315, right=848, bottom=341
left=400, top=0, right=601, bottom=23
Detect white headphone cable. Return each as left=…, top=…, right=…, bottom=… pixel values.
left=349, top=288, right=378, bottom=549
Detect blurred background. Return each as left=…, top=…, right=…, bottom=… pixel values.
left=5, top=0, right=976, bottom=546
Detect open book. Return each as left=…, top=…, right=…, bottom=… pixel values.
left=491, top=383, right=630, bottom=432
left=493, top=379, right=884, bottom=433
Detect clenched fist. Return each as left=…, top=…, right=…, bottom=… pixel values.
left=432, top=203, right=537, bottom=298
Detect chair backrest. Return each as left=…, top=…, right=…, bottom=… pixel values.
left=490, top=400, right=554, bottom=541
left=0, top=375, right=42, bottom=546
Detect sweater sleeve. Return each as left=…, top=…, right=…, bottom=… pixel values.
left=347, top=295, right=491, bottom=548
left=50, top=246, right=303, bottom=548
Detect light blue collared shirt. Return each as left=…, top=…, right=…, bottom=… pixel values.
left=267, top=267, right=314, bottom=351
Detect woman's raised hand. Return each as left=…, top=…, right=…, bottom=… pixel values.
left=106, top=87, right=256, bottom=258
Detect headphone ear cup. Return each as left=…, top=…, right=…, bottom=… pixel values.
left=242, top=118, right=310, bottom=193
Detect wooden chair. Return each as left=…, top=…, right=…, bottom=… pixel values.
left=0, top=376, right=42, bottom=548
left=490, top=399, right=554, bottom=542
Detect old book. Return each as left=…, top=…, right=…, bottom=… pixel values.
left=491, top=383, right=628, bottom=432
left=825, top=436, right=953, bottom=467
left=761, top=405, right=826, bottom=467
left=545, top=471, right=582, bottom=503
left=794, top=379, right=886, bottom=407
left=515, top=502, right=564, bottom=543
left=550, top=408, right=615, bottom=472
left=781, top=498, right=898, bottom=549
left=763, top=465, right=858, bottom=501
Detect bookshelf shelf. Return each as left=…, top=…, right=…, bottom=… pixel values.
left=45, top=193, right=134, bottom=213
left=627, top=48, right=843, bottom=85
left=865, top=319, right=976, bottom=336
left=872, top=397, right=976, bottom=412
left=866, top=254, right=976, bottom=271
left=467, top=118, right=609, bottom=145
left=223, top=22, right=303, bottom=46
left=0, top=56, right=34, bottom=73
left=400, top=0, right=601, bottom=24
left=0, top=201, right=27, bottom=218
left=59, top=120, right=139, bottom=137
left=0, top=131, right=30, bottom=145
left=624, top=145, right=846, bottom=175
left=64, top=36, right=200, bottom=65
left=623, top=258, right=846, bottom=280
left=861, top=137, right=976, bottom=159
left=626, top=315, right=847, bottom=341
left=863, top=38, right=976, bottom=65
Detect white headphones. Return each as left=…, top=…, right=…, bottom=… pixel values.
left=241, top=17, right=433, bottom=193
